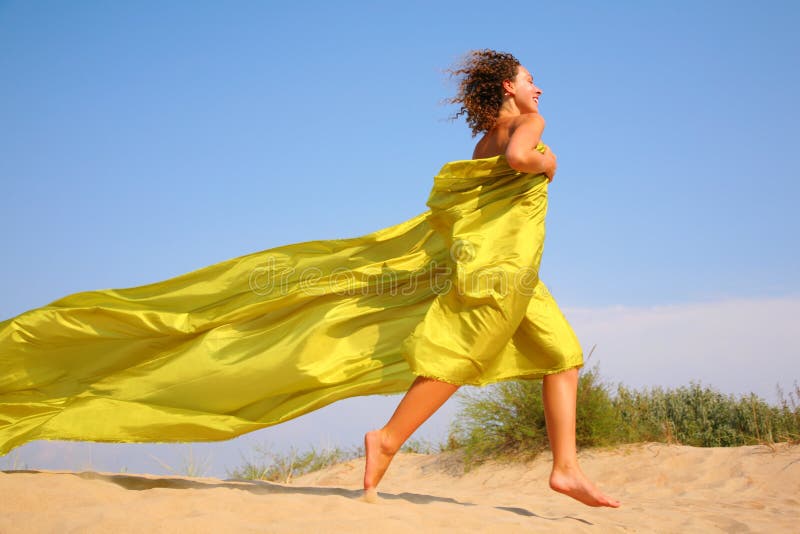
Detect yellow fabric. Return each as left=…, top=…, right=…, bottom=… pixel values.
left=0, top=141, right=582, bottom=455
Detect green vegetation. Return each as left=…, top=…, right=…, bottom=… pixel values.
left=226, top=442, right=362, bottom=483
left=449, top=362, right=800, bottom=470
left=134, top=363, right=798, bottom=482
left=4, top=366, right=796, bottom=481
left=399, top=437, right=443, bottom=455
left=224, top=437, right=448, bottom=483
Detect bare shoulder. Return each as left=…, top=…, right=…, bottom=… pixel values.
left=509, top=112, right=545, bottom=134
left=507, top=113, right=546, bottom=146
left=473, top=114, right=546, bottom=159
left=504, top=112, right=548, bottom=169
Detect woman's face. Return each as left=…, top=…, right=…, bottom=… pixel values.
left=507, top=65, right=542, bottom=114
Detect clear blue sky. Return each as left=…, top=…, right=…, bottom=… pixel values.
left=1, top=1, right=798, bottom=477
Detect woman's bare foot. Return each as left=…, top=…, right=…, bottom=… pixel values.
left=363, top=429, right=397, bottom=495
left=549, top=464, right=621, bottom=508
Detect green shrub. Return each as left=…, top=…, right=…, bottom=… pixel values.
left=575, top=364, right=624, bottom=446
left=224, top=375, right=800, bottom=479
left=611, top=382, right=799, bottom=447
left=449, top=379, right=548, bottom=467
left=450, top=363, right=799, bottom=470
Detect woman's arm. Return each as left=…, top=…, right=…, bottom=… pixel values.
left=505, top=113, right=557, bottom=180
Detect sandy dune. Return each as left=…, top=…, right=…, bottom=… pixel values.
left=1, top=442, right=798, bottom=533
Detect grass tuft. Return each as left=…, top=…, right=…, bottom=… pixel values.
left=226, top=441, right=362, bottom=483
left=148, top=444, right=213, bottom=478
left=449, top=361, right=800, bottom=471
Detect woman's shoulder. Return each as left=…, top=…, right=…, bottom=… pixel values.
left=509, top=112, right=545, bottom=131
left=493, top=113, right=545, bottom=146
left=506, top=113, right=546, bottom=151
left=472, top=113, right=545, bottom=159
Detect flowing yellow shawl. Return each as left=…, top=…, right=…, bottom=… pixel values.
left=0, top=142, right=582, bottom=455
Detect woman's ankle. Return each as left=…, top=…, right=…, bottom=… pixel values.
left=551, top=458, right=581, bottom=475
left=367, top=427, right=402, bottom=456
left=376, top=427, right=401, bottom=455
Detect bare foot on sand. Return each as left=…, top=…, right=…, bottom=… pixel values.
left=363, top=429, right=397, bottom=498
left=549, top=464, right=621, bottom=507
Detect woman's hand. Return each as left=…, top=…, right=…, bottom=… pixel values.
left=542, top=148, right=557, bottom=182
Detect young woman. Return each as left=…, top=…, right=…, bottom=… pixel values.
left=363, top=49, right=621, bottom=508
left=0, top=49, right=618, bottom=509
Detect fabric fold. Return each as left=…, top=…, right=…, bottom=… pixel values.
left=0, top=141, right=582, bottom=455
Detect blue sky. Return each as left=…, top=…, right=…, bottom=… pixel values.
left=1, top=1, right=798, bottom=478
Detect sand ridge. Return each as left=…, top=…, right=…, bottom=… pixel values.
left=1, top=442, right=798, bottom=533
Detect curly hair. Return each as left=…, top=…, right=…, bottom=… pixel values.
left=444, top=49, right=521, bottom=137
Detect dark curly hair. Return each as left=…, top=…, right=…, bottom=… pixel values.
left=444, top=49, right=521, bottom=137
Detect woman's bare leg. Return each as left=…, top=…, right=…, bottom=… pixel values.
left=364, top=375, right=459, bottom=492
left=543, top=367, right=621, bottom=507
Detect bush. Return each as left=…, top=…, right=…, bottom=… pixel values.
left=575, top=364, right=624, bottom=447
left=450, top=362, right=800, bottom=470
left=224, top=374, right=800, bottom=479
left=450, top=379, right=548, bottom=467
left=612, top=382, right=800, bottom=447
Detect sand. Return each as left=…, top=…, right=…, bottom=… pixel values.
left=1, top=442, right=798, bottom=533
